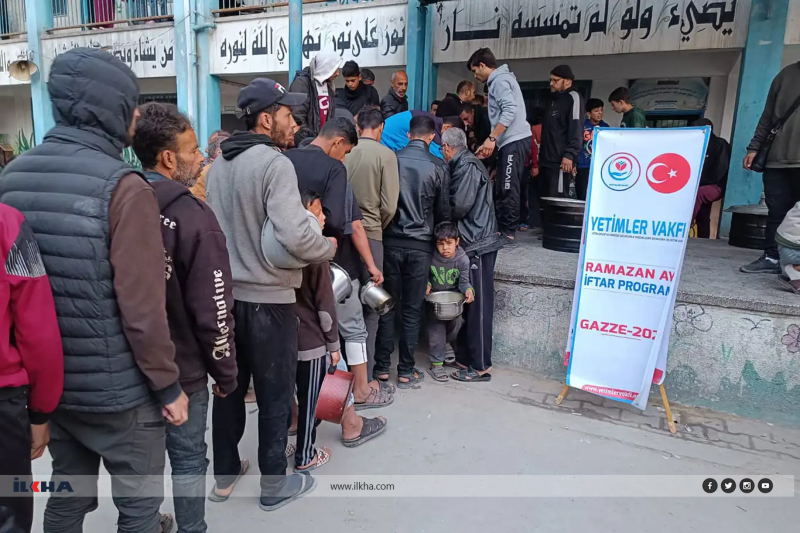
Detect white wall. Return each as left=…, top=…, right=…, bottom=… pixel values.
left=437, top=49, right=741, bottom=128
left=0, top=85, right=32, bottom=148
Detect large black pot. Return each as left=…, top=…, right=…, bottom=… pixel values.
left=726, top=203, right=767, bottom=251
left=541, top=197, right=585, bottom=253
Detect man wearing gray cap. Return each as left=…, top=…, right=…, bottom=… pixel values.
left=206, top=78, right=336, bottom=511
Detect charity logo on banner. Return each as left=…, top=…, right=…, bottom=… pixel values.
left=564, top=127, right=710, bottom=410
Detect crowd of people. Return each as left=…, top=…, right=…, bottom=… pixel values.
left=0, top=41, right=797, bottom=533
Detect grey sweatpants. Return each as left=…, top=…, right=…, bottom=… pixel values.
left=44, top=401, right=166, bottom=533
left=427, top=313, right=463, bottom=364
left=337, top=278, right=369, bottom=365
left=364, top=238, right=384, bottom=367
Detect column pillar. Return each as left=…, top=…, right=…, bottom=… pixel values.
left=421, top=4, right=437, bottom=111
left=288, top=0, right=302, bottom=84
left=722, top=0, right=791, bottom=234
left=25, top=0, right=54, bottom=145
left=196, top=0, right=221, bottom=148
left=406, top=0, right=426, bottom=110
left=174, top=0, right=197, bottom=122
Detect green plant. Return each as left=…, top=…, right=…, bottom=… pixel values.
left=14, top=129, right=34, bottom=156
left=123, top=147, right=142, bottom=169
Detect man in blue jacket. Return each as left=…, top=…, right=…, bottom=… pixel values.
left=576, top=98, right=609, bottom=200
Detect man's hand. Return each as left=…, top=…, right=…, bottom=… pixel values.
left=561, top=157, right=574, bottom=173
left=327, top=237, right=338, bottom=253
left=163, top=391, right=190, bottom=426
left=531, top=167, right=539, bottom=177
left=743, top=152, right=756, bottom=170
left=465, top=289, right=475, bottom=304
left=368, top=265, right=384, bottom=285
left=31, top=423, right=49, bottom=460
left=212, top=384, right=228, bottom=398
left=476, top=138, right=496, bottom=159
left=330, top=350, right=341, bottom=368
left=426, top=284, right=431, bottom=295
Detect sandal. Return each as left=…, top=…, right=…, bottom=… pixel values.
left=285, top=443, right=296, bottom=458
left=343, top=416, right=388, bottom=448
left=294, top=447, right=331, bottom=473
left=373, top=370, right=390, bottom=382
left=377, top=381, right=396, bottom=394
left=451, top=367, right=492, bottom=382
left=208, top=459, right=250, bottom=502
left=427, top=364, right=449, bottom=382
left=519, top=223, right=529, bottom=231
left=160, top=513, right=174, bottom=533
left=397, top=368, right=424, bottom=389
left=355, top=387, right=395, bottom=411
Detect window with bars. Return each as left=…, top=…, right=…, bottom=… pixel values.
left=52, top=0, right=68, bottom=16
left=139, top=94, right=178, bottom=105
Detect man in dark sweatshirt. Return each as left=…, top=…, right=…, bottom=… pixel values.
left=539, top=64, right=584, bottom=199
left=335, top=61, right=380, bottom=117
left=0, top=203, right=63, bottom=533
left=380, top=70, right=409, bottom=118
left=0, top=48, right=185, bottom=533
left=133, top=102, right=238, bottom=533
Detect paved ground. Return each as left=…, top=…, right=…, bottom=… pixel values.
left=30, top=358, right=800, bottom=532
left=498, top=234, right=800, bottom=316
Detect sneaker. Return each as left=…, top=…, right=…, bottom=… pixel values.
left=502, top=235, right=519, bottom=249
left=739, top=255, right=780, bottom=274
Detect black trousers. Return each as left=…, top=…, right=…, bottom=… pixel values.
left=454, top=251, right=497, bottom=372
left=213, top=301, right=297, bottom=494
left=294, top=357, right=325, bottom=468
left=539, top=166, right=570, bottom=198
left=375, top=246, right=431, bottom=376
left=495, top=137, right=532, bottom=236
left=763, top=169, right=800, bottom=259
left=0, top=388, right=32, bottom=533
left=575, top=167, right=590, bottom=201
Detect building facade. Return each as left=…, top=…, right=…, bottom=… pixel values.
left=0, top=0, right=794, bottom=234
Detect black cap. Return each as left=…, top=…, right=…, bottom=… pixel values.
left=236, top=78, right=307, bottom=118
left=550, top=64, right=575, bottom=80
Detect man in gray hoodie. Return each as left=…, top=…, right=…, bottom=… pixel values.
left=206, top=78, right=336, bottom=511
left=468, top=47, right=531, bottom=246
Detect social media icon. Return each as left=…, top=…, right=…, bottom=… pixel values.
left=740, top=478, right=754, bottom=493
left=702, top=478, right=718, bottom=494
left=758, top=479, right=773, bottom=494
left=721, top=478, right=736, bottom=494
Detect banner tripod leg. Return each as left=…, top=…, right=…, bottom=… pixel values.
left=659, top=384, right=677, bottom=434
left=555, top=385, right=569, bottom=405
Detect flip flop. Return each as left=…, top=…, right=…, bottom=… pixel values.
left=397, top=368, right=424, bottom=389
left=342, top=416, right=388, bottom=448
left=259, top=473, right=317, bottom=512
left=208, top=459, right=250, bottom=503
left=427, top=365, right=449, bottom=382
left=451, top=367, right=492, bottom=382
left=355, top=387, right=395, bottom=411
left=160, top=513, right=174, bottom=533
left=294, top=447, right=331, bottom=473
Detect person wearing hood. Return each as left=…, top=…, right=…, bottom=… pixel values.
left=361, top=68, right=376, bottom=86
left=335, top=61, right=380, bottom=117
left=380, top=70, right=409, bottom=119
left=289, top=51, right=342, bottom=134
left=0, top=48, right=185, bottom=533
left=206, top=78, right=336, bottom=512
left=435, top=80, right=475, bottom=119
left=539, top=64, right=584, bottom=199
left=468, top=48, right=532, bottom=246
left=133, top=102, right=238, bottom=533
left=381, top=110, right=445, bottom=159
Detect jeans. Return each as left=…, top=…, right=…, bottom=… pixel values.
left=44, top=401, right=166, bottom=533
left=375, top=246, right=431, bottom=376
left=0, top=388, right=32, bottom=533
left=763, top=169, right=800, bottom=259
left=212, top=301, right=297, bottom=495
left=454, top=252, right=497, bottom=372
left=167, top=388, right=209, bottom=533
left=495, top=137, right=533, bottom=236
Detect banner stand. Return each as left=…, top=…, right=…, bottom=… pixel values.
left=554, top=384, right=678, bottom=434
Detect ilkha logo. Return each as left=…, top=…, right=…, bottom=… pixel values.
left=646, top=153, right=692, bottom=194
left=13, top=478, right=73, bottom=493
left=600, top=153, right=640, bottom=191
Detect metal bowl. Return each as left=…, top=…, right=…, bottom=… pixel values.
left=360, top=281, right=395, bottom=316
left=329, top=263, right=352, bottom=303
left=425, top=291, right=466, bottom=320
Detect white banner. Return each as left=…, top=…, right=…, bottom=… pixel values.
left=433, top=0, right=749, bottom=63
left=41, top=26, right=176, bottom=79
left=565, top=127, right=710, bottom=410
left=211, top=2, right=407, bottom=76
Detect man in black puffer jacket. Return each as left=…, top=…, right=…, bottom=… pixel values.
left=0, top=48, right=186, bottom=533
left=442, top=127, right=502, bottom=382
left=376, top=115, right=449, bottom=389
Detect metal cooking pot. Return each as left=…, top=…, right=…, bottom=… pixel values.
left=330, top=262, right=352, bottom=303
left=315, top=364, right=355, bottom=424
left=426, top=291, right=466, bottom=321
left=360, top=281, right=395, bottom=316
